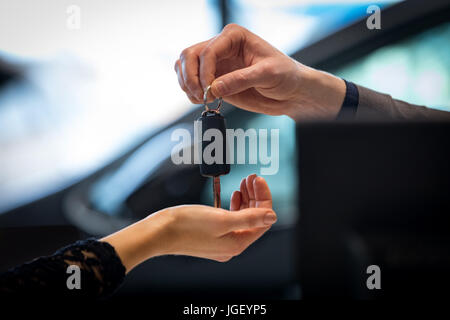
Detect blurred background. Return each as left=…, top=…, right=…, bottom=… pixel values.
left=0, top=0, right=449, bottom=299
left=0, top=0, right=413, bottom=216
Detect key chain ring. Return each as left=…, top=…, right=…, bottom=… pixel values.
left=203, top=85, right=223, bottom=113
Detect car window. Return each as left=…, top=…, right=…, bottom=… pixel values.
left=333, top=22, right=450, bottom=111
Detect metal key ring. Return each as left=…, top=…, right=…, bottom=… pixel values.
left=203, top=85, right=223, bottom=113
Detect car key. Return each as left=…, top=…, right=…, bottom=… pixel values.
left=198, top=85, right=230, bottom=208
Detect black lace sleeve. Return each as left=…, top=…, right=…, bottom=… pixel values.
left=0, top=238, right=126, bottom=299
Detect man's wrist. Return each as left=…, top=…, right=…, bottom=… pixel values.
left=308, top=68, right=346, bottom=119
left=286, top=65, right=346, bottom=121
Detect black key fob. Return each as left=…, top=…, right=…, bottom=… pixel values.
left=198, top=110, right=230, bottom=177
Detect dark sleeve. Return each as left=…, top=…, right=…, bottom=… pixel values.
left=337, top=81, right=450, bottom=120
left=0, top=238, right=126, bottom=299
left=336, top=80, right=359, bottom=120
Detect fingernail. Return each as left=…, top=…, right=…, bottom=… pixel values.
left=264, top=211, right=277, bottom=225
left=213, top=80, right=226, bottom=96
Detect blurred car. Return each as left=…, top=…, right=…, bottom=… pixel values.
left=0, top=0, right=449, bottom=298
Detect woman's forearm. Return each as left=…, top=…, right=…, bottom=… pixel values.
left=101, top=209, right=172, bottom=273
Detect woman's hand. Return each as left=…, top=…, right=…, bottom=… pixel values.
left=174, top=23, right=346, bottom=121
left=102, top=175, right=276, bottom=273
left=167, top=174, right=274, bottom=262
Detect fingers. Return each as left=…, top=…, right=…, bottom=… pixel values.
left=180, top=44, right=206, bottom=102
left=218, top=87, right=287, bottom=116
left=175, top=25, right=245, bottom=103
left=210, top=63, right=267, bottom=98
left=230, top=190, right=241, bottom=211
left=176, top=24, right=259, bottom=102
left=230, top=177, right=271, bottom=216
left=238, top=174, right=271, bottom=209
left=174, top=59, right=199, bottom=103
left=253, top=176, right=273, bottom=208
left=220, top=208, right=277, bottom=234
left=239, top=178, right=249, bottom=209
left=246, top=174, right=257, bottom=207
left=199, top=24, right=246, bottom=91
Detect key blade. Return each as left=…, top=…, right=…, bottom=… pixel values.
left=213, top=176, right=221, bottom=208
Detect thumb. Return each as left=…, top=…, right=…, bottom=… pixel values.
left=221, top=208, right=277, bottom=233
left=211, top=63, right=266, bottom=97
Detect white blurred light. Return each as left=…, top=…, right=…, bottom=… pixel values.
left=0, top=0, right=216, bottom=212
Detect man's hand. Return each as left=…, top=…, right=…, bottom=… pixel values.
left=175, top=23, right=346, bottom=121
